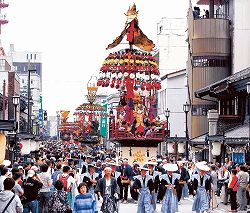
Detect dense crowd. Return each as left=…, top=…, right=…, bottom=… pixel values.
left=0, top=141, right=250, bottom=213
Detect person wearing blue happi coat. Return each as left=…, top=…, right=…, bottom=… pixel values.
left=146, top=162, right=161, bottom=212
left=133, top=167, right=155, bottom=213
left=192, top=163, right=211, bottom=213
left=160, top=164, right=180, bottom=213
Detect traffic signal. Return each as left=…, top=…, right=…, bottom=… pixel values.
left=43, top=110, right=48, bottom=121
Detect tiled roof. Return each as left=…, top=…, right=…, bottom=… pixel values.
left=196, top=67, right=250, bottom=97
left=224, top=124, right=250, bottom=138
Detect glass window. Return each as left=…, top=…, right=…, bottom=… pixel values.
left=192, top=56, right=230, bottom=68
left=192, top=104, right=217, bottom=116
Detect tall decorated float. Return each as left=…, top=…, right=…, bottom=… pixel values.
left=97, top=4, right=166, bottom=164
left=59, top=76, right=110, bottom=153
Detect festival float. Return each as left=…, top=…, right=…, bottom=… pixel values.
left=97, top=4, right=166, bottom=163
left=73, top=76, right=110, bottom=145
left=59, top=76, right=110, bottom=148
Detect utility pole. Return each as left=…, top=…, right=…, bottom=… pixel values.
left=27, top=56, right=36, bottom=134
left=2, top=80, right=6, bottom=120
left=27, top=63, right=31, bottom=134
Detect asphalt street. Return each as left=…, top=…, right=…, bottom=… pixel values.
left=97, top=196, right=249, bottom=213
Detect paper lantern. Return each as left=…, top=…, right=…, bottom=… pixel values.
left=30, top=140, right=36, bottom=152
left=211, top=142, right=221, bottom=156
left=0, top=133, right=6, bottom=164
left=130, top=73, right=135, bottom=79
left=35, top=141, right=40, bottom=151
left=178, top=143, right=185, bottom=154
left=20, top=140, right=31, bottom=156
left=167, top=142, right=175, bottom=154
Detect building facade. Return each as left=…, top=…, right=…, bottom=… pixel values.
left=8, top=44, right=42, bottom=117
left=187, top=0, right=232, bottom=138
left=187, top=0, right=250, bottom=163
left=156, top=18, right=187, bottom=76
left=157, top=69, right=188, bottom=156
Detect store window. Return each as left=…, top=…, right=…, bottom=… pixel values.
left=192, top=104, right=217, bottom=116
left=193, top=56, right=230, bottom=67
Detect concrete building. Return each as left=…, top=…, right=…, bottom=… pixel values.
left=157, top=69, right=188, bottom=156
left=0, top=56, right=20, bottom=120
left=8, top=44, right=42, bottom=116
left=187, top=0, right=231, bottom=138
left=47, top=116, right=58, bottom=138
left=186, top=0, right=250, bottom=163
left=156, top=18, right=187, bottom=76
left=187, top=0, right=250, bottom=139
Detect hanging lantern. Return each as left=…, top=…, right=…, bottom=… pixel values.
left=20, top=140, right=31, bottom=156
left=211, top=141, right=221, bottom=156
left=167, top=142, right=175, bottom=154
left=0, top=133, right=6, bottom=164
left=178, top=143, right=185, bottom=154
left=35, top=141, right=40, bottom=151
left=30, top=140, right=36, bottom=152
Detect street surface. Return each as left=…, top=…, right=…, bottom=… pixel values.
left=97, top=196, right=248, bottom=213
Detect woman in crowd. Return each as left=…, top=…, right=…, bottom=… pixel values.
left=48, top=180, right=71, bottom=213
left=73, top=182, right=98, bottom=213
left=228, top=169, right=238, bottom=212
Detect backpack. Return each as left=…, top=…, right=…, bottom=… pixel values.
left=58, top=174, right=71, bottom=192
left=52, top=171, right=62, bottom=185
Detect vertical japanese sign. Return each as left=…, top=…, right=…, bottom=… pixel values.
left=100, top=100, right=107, bottom=137
left=38, top=95, right=43, bottom=128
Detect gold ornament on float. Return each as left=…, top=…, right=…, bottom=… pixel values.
left=133, top=150, right=145, bottom=163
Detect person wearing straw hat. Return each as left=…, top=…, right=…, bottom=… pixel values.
left=81, top=164, right=100, bottom=200
left=192, top=163, right=211, bottom=213
left=132, top=166, right=154, bottom=213
left=145, top=161, right=161, bottom=211
left=159, top=163, right=180, bottom=213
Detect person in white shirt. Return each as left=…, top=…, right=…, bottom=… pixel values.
left=38, top=164, right=53, bottom=213
left=0, top=167, right=11, bottom=191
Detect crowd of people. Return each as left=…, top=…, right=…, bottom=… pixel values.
left=0, top=141, right=250, bottom=213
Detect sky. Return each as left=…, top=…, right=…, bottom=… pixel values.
left=1, top=0, right=200, bottom=117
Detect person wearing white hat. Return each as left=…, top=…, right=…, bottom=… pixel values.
left=132, top=166, right=154, bottom=213
left=146, top=161, right=161, bottom=211
left=94, top=166, right=119, bottom=212
left=192, top=163, right=211, bottom=213
left=159, top=163, right=180, bottom=213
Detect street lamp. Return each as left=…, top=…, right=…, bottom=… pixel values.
left=12, top=96, right=20, bottom=121
left=164, top=108, right=170, bottom=156
left=183, top=101, right=190, bottom=160
left=247, top=82, right=250, bottom=141
left=12, top=96, right=20, bottom=162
